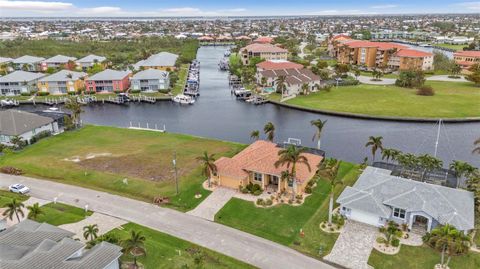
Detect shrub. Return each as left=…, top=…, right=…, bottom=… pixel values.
left=295, top=194, right=303, bottom=200
left=295, top=199, right=301, bottom=204
left=253, top=190, right=262, bottom=196
left=265, top=199, right=273, bottom=206
left=395, top=70, right=425, bottom=88
left=130, top=89, right=141, bottom=93
left=376, top=237, right=387, bottom=244
left=416, top=85, right=435, bottom=96
left=321, top=223, right=326, bottom=228
left=288, top=199, right=293, bottom=204
left=304, top=186, right=312, bottom=194
left=391, top=237, right=400, bottom=247
left=21, top=92, right=31, bottom=96
left=29, top=130, right=52, bottom=144
left=240, top=187, right=249, bottom=194
left=37, top=91, right=50, bottom=96
left=159, top=89, right=170, bottom=94
left=256, top=198, right=264, bottom=206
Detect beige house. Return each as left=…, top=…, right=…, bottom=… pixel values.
left=240, top=43, right=288, bottom=65
left=213, top=141, right=323, bottom=195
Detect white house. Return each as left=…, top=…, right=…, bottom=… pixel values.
left=0, top=110, right=59, bottom=145
left=130, top=69, right=169, bottom=91
left=0, top=71, right=46, bottom=96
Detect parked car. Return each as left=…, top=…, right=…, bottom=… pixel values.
left=9, top=183, right=30, bottom=194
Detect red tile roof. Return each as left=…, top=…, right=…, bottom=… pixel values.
left=343, top=40, right=407, bottom=50
left=454, top=51, right=480, bottom=58
left=198, top=36, right=214, bottom=41
left=242, top=43, right=288, bottom=53
left=256, top=60, right=304, bottom=71
left=394, top=49, right=433, bottom=58
left=254, top=36, right=274, bottom=44
left=215, top=140, right=323, bottom=184
left=332, top=34, right=352, bottom=41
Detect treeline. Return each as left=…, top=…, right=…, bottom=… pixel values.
left=0, top=37, right=199, bottom=66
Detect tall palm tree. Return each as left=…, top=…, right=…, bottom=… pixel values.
left=473, top=138, right=480, bottom=154
left=123, top=230, right=146, bottom=269
left=250, top=130, right=260, bottom=141
left=449, top=160, right=477, bottom=188
left=381, top=148, right=394, bottom=163
left=275, top=76, right=287, bottom=98
left=319, top=158, right=342, bottom=224
left=263, top=122, right=275, bottom=142
left=301, top=83, right=309, bottom=95
left=196, top=151, right=217, bottom=188
left=275, top=145, right=311, bottom=200
left=64, top=97, right=84, bottom=127
left=310, top=119, right=327, bottom=150
left=423, top=224, right=471, bottom=268
left=418, top=154, right=443, bottom=181
left=3, top=199, right=25, bottom=223
left=365, top=136, right=383, bottom=163
left=27, top=202, right=43, bottom=221
left=83, top=224, right=99, bottom=241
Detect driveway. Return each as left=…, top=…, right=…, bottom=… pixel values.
left=59, top=212, right=127, bottom=242
left=355, top=75, right=396, bottom=85
left=0, top=173, right=334, bottom=269
left=324, top=220, right=377, bottom=269
left=426, top=75, right=468, bottom=82
left=187, top=187, right=236, bottom=221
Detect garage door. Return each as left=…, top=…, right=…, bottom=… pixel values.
left=349, top=209, right=380, bottom=227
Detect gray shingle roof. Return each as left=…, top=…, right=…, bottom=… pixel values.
left=131, top=68, right=169, bottom=80
left=13, top=55, right=45, bottom=64
left=137, top=52, right=178, bottom=67
left=0, top=220, right=122, bottom=269
left=0, top=110, right=53, bottom=136
left=87, top=69, right=130, bottom=81
left=337, top=166, right=475, bottom=231
left=0, top=57, right=13, bottom=64
left=39, top=70, right=87, bottom=82
left=44, top=55, right=77, bottom=64
left=0, top=70, right=45, bottom=83
left=76, top=54, right=106, bottom=64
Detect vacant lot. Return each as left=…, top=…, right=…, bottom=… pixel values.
left=0, top=126, right=245, bottom=211
left=283, top=81, right=480, bottom=118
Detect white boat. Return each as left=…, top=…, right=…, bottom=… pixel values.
left=173, top=94, right=195, bottom=104
left=0, top=99, right=15, bottom=106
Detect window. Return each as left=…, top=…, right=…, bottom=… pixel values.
left=393, top=208, right=406, bottom=219
left=254, top=172, right=262, bottom=182
left=288, top=180, right=293, bottom=187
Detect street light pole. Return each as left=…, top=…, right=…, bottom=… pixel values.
left=173, top=151, right=179, bottom=195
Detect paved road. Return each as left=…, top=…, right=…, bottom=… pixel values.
left=0, top=174, right=336, bottom=269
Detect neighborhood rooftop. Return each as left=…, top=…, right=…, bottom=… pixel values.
left=76, top=54, right=106, bottom=63
left=137, top=52, right=178, bottom=67
left=44, top=55, right=77, bottom=63
left=131, top=68, right=169, bottom=79
left=0, top=110, right=53, bottom=136
left=0, top=70, right=45, bottom=83
left=87, top=69, right=130, bottom=80
left=39, top=70, right=87, bottom=82
left=12, top=55, right=45, bottom=64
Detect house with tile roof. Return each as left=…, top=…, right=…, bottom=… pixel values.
left=0, top=219, right=122, bottom=269
left=257, top=68, right=321, bottom=96
left=256, top=60, right=304, bottom=72
left=37, top=70, right=87, bottom=95
left=240, top=43, right=288, bottom=65
left=12, top=55, right=46, bottom=72
left=85, top=69, right=130, bottom=93
left=337, top=166, right=475, bottom=233
left=212, top=140, right=323, bottom=195
left=253, top=36, right=274, bottom=44
left=0, top=71, right=46, bottom=96
left=453, top=50, right=480, bottom=70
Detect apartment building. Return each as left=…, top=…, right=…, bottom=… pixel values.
left=0, top=70, right=45, bottom=96
left=240, top=43, right=288, bottom=65
left=453, top=51, right=480, bottom=69
left=12, top=55, right=45, bottom=71
left=85, top=69, right=130, bottom=93
left=131, top=69, right=169, bottom=91
left=75, top=54, right=107, bottom=71
left=42, top=54, right=77, bottom=70
left=134, top=52, right=178, bottom=71
left=388, top=49, right=434, bottom=71
left=38, top=70, right=87, bottom=95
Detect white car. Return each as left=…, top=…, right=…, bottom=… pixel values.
left=9, top=184, right=30, bottom=194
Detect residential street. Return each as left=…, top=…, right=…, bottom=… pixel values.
left=0, top=173, right=336, bottom=269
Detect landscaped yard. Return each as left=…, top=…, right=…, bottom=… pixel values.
left=0, top=125, right=245, bottom=212
left=107, top=222, right=256, bottom=269
left=281, top=81, right=480, bottom=118
left=215, top=161, right=361, bottom=257
left=172, top=63, right=189, bottom=95
left=33, top=202, right=93, bottom=226
left=0, top=189, right=29, bottom=207
left=368, top=244, right=480, bottom=269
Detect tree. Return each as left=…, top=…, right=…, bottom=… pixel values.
left=466, top=63, right=480, bottom=86
left=64, top=97, right=84, bottom=128
left=449, top=160, right=477, bottom=187
left=123, top=230, right=146, bottom=269
left=301, top=83, right=309, bottom=95
left=353, top=67, right=361, bottom=79
left=275, top=76, right=287, bottom=97
left=451, top=64, right=462, bottom=77
left=423, top=224, right=471, bottom=269
left=10, top=135, right=26, bottom=149
left=27, top=202, right=43, bottom=220
left=3, top=199, right=25, bottom=223
left=365, top=136, right=383, bottom=163
left=274, top=145, right=311, bottom=200
left=372, top=68, right=384, bottom=81
left=395, top=70, right=425, bottom=88
left=334, top=63, right=349, bottom=78
left=263, top=122, right=275, bottom=142
left=310, top=119, right=327, bottom=150
left=466, top=172, right=480, bottom=213
left=418, top=154, right=443, bottom=181
left=318, top=158, right=342, bottom=224
left=250, top=130, right=260, bottom=140
left=83, top=224, right=99, bottom=241
left=196, top=151, right=217, bottom=188
left=381, top=148, right=399, bottom=163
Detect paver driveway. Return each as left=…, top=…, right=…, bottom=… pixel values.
left=325, top=220, right=377, bottom=269
left=59, top=212, right=127, bottom=242
left=187, top=187, right=236, bottom=221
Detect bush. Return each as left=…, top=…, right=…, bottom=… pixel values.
left=37, top=91, right=50, bottom=96
left=391, top=237, right=400, bottom=247
left=253, top=190, right=262, bottom=196
left=21, top=92, right=31, bottom=96
left=265, top=199, right=273, bottom=206
left=288, top=199, right=293, bottom=204
left=29, top=130, right=52, bottom=144
left=376, top=237, right=387, bottom=244
left=304, top=185, right=312, bottom=194
left=256, top=198, right=264, bottom=206
left=240, top=187, right=249, bottom=194
left=159, top=89, right=170, bottom=94
left=395, top=70, right=425, bottom=88
left=295, top=194, right=303, bottom=200
left=416, top=85, right=435, bottom=96
left=130, top=89, right=141, bottom=94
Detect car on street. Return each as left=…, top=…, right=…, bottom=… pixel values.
left=8, top=183, right=30, bottom=194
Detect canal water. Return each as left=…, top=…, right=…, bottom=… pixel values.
left=21, top=46, right=480, bottom=166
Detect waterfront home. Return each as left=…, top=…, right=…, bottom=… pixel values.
left=0, top=70, right=45, bottom=96
left=0, top=219, right=122, bottom=269
left=0, top=110, right=59, bottom=145
left=134, top=52, right=178, bottom=71
left=37, top=70, right=87, bottom=95
left=42, top=54, right=77, bottom=70
left=75, top=54, right=107, bottom=71
left=256, top=68, right=321, bottom=96
left=212, top=140, right=323, bottom=195
left=240, top=43, right=288, bottom=65
left=256, top=60, right=304, bottom=72
left=12, top=55, right=45, bottom=71
left=453, top=50, right=480, bottom=70
left=85, top=69, right=130, bottom=93
left=131, top=69, right=169, bottom=91
left=337, top=166, right=474, bottom=233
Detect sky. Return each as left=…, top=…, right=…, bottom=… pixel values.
left=0, top=0, right=479, bottom=17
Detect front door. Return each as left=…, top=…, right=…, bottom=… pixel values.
left=271, top=175, right=279, bottom=185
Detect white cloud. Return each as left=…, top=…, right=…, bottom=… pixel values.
left=371, top=4, right=398, bottom=9
left=454, top=1, right=480, bottom=10
left=77, top=6, right=125, bottom=15
left=160, top=7, right=247, bottom=16
left=309, top=9, right=377, bottom=15
left=0, top=0, right=73, bottom=11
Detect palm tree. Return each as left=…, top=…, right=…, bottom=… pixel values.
left=310, top=119, right=327, bottom=150
left=301, top=83, right=309, bottom=95
left=64, top=97, right=84, bottom=127
left=423, top=224, right=471, bottom=268
left=381, top=148, right=395, bottom=163
left=473, top=138, right=480, bottom=154
left=10, top=135, right=25, bottom=149
left=27, top=202, right=43, bottom=220
left=83, top=224, right=99, bottom=241
left=3, top=199, right=25, bottom=223
left=196, top=151, right=217, bottom=188
left=123, top=230, right=146, bottom=269
left=319, top=158, right=342, bottom=224
left=275, top=76, right=287, bottom=98
left=365, top=136, right=383, bottom=163
left=418, top=154, right=443, bottom=181
left=263, top=122, right=275, bottom=142
left=250, top=130, right=260, bottom=140
left=274, top=145, right=311, bottom=200
left=449, top=160, right=477, bottom=187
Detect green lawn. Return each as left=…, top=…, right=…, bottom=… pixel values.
left=0, top=125, right=245, bottom=212
left=33, top=202, right=92, bottom=226
left=107, top=223, right=256, bottom=269
left=0, top=189, right=29, bottom=208
left=283, top=81, right=480, bottom=118
left=215, top=162, right=361, bottom=257
left=368, top=245, right=480, bottom=269
left=435, top=43, right=466, bottom=51
left=172, top=64, right=189, bottom=95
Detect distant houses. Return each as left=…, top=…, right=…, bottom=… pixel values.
left=12, top=55, right=45, bottom=71
left=75, top=54, right=107, bottom=71
left=240, top=43, right=288, bottom=65
left=0, top=70, right=45, bottom=96
left=131, top=69, right=169, bottom=92
left=43, top=54, right=77, bottom=70
left=85, top=69, right=130, bottom=93
left=453, top=51, right=480, bottom=70
left=38, top=70, right=87, bottom=95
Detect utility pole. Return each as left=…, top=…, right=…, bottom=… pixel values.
left=173, top=151, right=179, bottom=195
